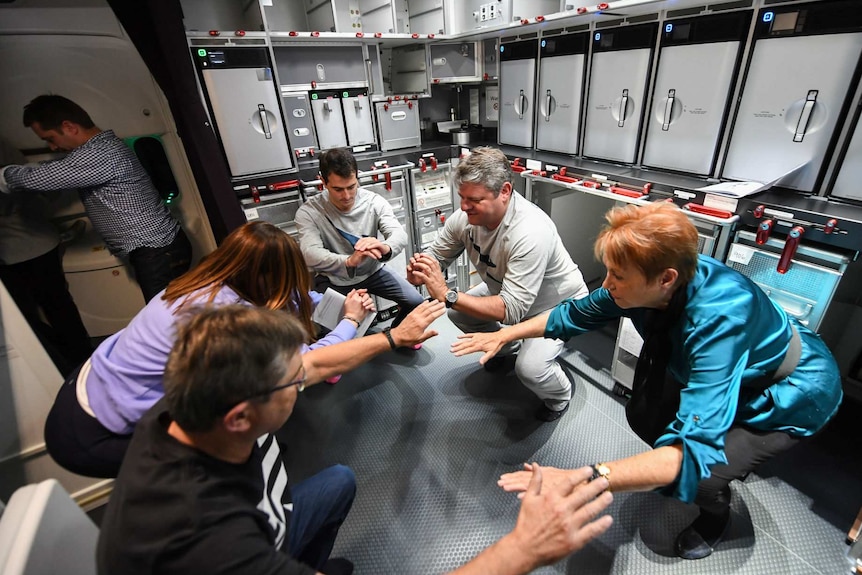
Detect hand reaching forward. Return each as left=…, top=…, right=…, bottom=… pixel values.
left=451, top=331, right=508, bottom=365
left=508, top=465, right=613, bottom=570
left=389, top=300, right=446, bottom=347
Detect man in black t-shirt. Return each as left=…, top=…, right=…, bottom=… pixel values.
left=96, top=306, right=356, bottom=575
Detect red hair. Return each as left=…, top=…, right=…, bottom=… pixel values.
left=594, top=202, right=699, bottom=284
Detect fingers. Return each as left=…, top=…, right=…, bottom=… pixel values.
left=525, top=463, right=544, bottom=496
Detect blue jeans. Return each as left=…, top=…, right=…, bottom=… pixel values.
left=128, top=228, right=192, bottom=302
left=288, top=464, right=356, bottom=570
left=330, top=266, right=424, bottom=327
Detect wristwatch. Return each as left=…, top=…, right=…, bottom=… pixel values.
left=591, top=463, right=611, bottom=490
left=444, top=288, right=459, bottom=308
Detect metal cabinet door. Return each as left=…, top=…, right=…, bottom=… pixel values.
left=722, top=33, right=862, bottom=191
left=311, top=97, right=348, bottom=150
left=582, top=48, right=651, bottom=163
left=201, top=67, right=294, bottom=177
left=536, top=53, right=585, bottom=155
left=283, top=93, right=318, bottom=154
left=831, top=113, right=862, bottom=200
left=642, top=41, right=740, bottom=175
left=499, top=58, right=536, bottom=147
left=343, top=95, right=375, bottom=146
left=376, top=102, right=421, bottom=151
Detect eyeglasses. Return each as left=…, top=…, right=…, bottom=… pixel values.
left=244, top=364, right=307, bottom=400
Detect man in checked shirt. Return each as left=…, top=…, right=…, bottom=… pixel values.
left=0, top=94, right=191, bottom=302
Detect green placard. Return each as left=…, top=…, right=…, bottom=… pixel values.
left=197, top=49, right=207, bottom=57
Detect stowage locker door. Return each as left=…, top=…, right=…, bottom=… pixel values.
left=582, top=24, right=657, bottom=164
left=195, top=48, right=294, bottom=177
left=499, top=40, right=538, bottom=148
left=831, top=110, right=862, bottom=201
left=722, top=1, right=862, bottom=192
left=536, top=32, right=588, bottom=155
left=310, top=92, right=348, bottom=150
left=642, top=12, right=750, bottom=175
left=342, top=89, right=375, bottom=147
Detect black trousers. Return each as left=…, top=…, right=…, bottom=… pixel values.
left=0, top=246, right=92, bottom=375
left=628, top=391, right=801, bottom=518
left=44, top=363, right=132, bottom=478
left=128, top=228, right=192, bottom=303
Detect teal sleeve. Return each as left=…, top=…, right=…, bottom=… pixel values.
left=545, top=288, right=623, bottom=339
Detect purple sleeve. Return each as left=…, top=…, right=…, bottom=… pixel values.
left=304, top=319, right=357, bottom=352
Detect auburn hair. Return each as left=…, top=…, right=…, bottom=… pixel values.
left=594, top=202, right=699, bottom=284
left=163, top=221, right=316, bottom=340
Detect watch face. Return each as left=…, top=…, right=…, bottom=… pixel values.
left=446, top=290, right=458, bottom=303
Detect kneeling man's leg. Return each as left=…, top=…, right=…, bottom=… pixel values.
left=514, top=336, right=571, bottom=417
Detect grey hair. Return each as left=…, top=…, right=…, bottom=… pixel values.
left=452, top=147, right=513, bottom=197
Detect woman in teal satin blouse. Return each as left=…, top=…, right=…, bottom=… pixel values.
left=452, top=201, right=842, bottom=560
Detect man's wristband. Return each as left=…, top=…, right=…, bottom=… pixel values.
left=382, top=326, right=397, bottom=350
left=343, top=315, right=361, bottom=328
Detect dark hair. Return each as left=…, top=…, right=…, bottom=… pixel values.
left=318, top=148, right=358, bottom=182
left=22, top=95, right=95, bottom=131
left=453, top=147, right=513, bottom=198
left=163, top=305, right=307, bottom=432
left=163, top=221, right=316, bottom=339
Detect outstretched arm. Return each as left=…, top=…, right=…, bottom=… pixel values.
left=450, top=311, right=551, bottom=365
left=301, top=300, right=445, bottom=384
left=447, top=465, right=613, bottom=575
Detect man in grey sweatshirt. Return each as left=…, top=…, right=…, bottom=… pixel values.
left=408, top=147, right=588, bottom=421
left=295, top=148, right=424, bottom=331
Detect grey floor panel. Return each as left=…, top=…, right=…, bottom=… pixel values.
left=278, top=316, right=858, bottom=574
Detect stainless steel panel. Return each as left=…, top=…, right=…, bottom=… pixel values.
left=582, top=48, right=651, bottom=163
left=311, top=96, right=348, bottom=149
left=499, top=58, right=536, bottom=148
left=430, top=42, right=481, bottom=81
left=642, top=41, right=740, bottom=175
left=536, top=53, right=585, bottom=155
left=202, top=67, right=294, bottom=177
left=831, top=112, right=862, bottom=200
left=343, top=95, right=375, bottom=146
left=282, top=93, right=318, bottom=154
left=722, top=33, right=862, bottom=191
left=376, top=102, right=421, bottom=151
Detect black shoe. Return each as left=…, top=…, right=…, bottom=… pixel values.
left=483, top=354, right=515, bottom=373
left=321, top=557, right=354, bottom=575
left=675, top=511, right=731, bottom=560
left=536, top=401, right=570, bottom=422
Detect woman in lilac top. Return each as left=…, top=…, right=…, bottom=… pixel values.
left=44, top=221, right=373, bottom=478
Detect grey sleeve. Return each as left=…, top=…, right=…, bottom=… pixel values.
left=294, top=205, right=354, bottom=280
left=374, top=196, right=408, bottom=257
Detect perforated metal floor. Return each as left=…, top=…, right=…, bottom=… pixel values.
left=277, top=316, right=860, bottom=574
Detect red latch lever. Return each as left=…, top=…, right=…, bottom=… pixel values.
left=756, top=219, right=773, bottom=244
left=551, top=174, right=580, bottom=184
left=777, top=227, right=804, bottom=274
left=682, top=203, right=732, bottom=219
left=611, top=186, right=646, bottom=199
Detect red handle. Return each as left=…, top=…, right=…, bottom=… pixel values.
left=756, top=219, right=773, bottom=244
left=512, top=165, right=527, bottom=173
left=777, top=227, right=804, bottom=274
left=581, top=181, right=599, bottom=189
left=824, top=219, right=837, bottom=234
left=611, top=186, right=646, bottom=199
left=430, top=157, right=438, bottom=170
left=683, top=203, right=733, bottom=219
left=268, top=179, right=300, bottom=191
left=753, top=204, right=765, bottom=218
left=551, top=174, right=580, bottom=184
left=251, top=186, right=260, bottom=203
left=385, top=171, right=392, bottom=191
left=418, top=158, right=426, bottom=172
